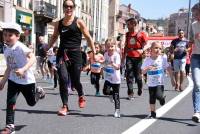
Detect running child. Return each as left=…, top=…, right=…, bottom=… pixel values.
left=88, top=43, right=104, bottom=96
left=0, top=23, right=45, bottom=134
left=103, top=38, right=121, bottom=118
left=49, top=46, right=58, bottom=89
left=141, top=41, right=175, bottom=118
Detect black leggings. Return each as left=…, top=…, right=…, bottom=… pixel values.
left=90, top=72, right=101, bottom=92
left=103, top=80, right=120, bottom=109
left=57, top=61, right=83, bottom=106
left=148, top=85, right=164, bottom=104
left=6, top=80, right=37, bottom=125
left=185, top=64, right=190, bottom=76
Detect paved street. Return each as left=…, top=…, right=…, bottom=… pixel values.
left=0, top=73, right=199, bottom=134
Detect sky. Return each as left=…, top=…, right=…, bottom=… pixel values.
left=120, top=0, right=199, bottom=19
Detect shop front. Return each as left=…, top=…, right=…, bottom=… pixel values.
left=16, top=10, right=32, bottom=45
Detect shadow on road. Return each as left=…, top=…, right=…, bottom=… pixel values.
left=158, top=117, right=198, bottom=126
left=0, top=125, right=27, bottom=132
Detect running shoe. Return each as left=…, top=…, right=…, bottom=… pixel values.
left=192, top=113, right=200, bottom=123
left=127, top=94, right=134, bottom=100
left=0, top=124, right=15, bottom=134
left=95, top=91, right=100, bottom=96
left=109, top=95, right=114, bottom=103
left=57, top=106, right=68, bottom=116
left=137, top=88, right=143, bottom=96
left=36, top=86, right=45, bottom=99
left=79, top=96, right=86, bottom=108
left=114, top=109, right=120, bottom=118
left=148, top=111, right=156, bottom=119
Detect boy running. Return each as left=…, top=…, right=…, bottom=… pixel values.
left=0, top=23, right=45, bottom=134
left=141, top=41, right=175, bottom=118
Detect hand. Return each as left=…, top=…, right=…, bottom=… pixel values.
left=15, top=68, right=25, bottom=77
left=148, top=65, right=157, bottom=71
left=137, top=49, right=143, bottom=54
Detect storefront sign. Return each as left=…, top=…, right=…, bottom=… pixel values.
left=20, top=14, right=32, bottom=25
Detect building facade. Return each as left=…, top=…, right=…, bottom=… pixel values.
left=168, top=8, right=188, bottom=36
left=118, top=4, right=140, bottom=36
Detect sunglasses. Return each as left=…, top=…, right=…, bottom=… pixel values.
left=64, top=5, right=74, bottom=9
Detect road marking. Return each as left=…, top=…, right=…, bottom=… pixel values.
left=122, top=76, right=194, bottom=134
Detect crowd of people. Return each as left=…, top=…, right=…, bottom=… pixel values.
left=0, top=0, right=199, bottom=133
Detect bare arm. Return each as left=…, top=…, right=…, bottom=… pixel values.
left=15, top=52, right=36, bottom=77
left=77, top=19, right=96, bottom=54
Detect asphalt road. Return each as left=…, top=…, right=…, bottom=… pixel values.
left=0, top=73, right=199, bottom=134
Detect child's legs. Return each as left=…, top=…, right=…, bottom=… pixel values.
left=155, top=85, right=164, bottom=101
left=20, top=83, right=37, bottom=106
left=103, top=81, right=112, bottom=95
left=90, top=73, right=96, bottom=85
left=185, top=64, right=190, bottom=76
left=54, top=70, right=58, bottom=87
left=6, top=80, right=20, bottom=125
left=47, top=61, right=54, bottom=79
left=149, top=87, right=157, bottom=112
left=94, top=73, right=101, bottom=92
left=112, top=84, right=120, bottom=110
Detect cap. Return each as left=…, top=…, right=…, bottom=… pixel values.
left=2, top=22, right=22, bottom=34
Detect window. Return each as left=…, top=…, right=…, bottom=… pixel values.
left=17, top=0, right=22, bottom=7
left=29, top=0, right=33, bottom=9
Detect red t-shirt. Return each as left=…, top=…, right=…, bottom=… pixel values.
left=125, top=31, right=148, bottom=58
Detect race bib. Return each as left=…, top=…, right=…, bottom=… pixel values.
left=91, top=62, right=101, bottom=70
left=130, top=37, right=136, bottom=45
left=104, top=66, right=114, bottom=79
left=147, top=69, right=163, bottom=86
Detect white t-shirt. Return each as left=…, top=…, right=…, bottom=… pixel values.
left=49, top=55, right=56, bottom=65
left=191, top=21, right=200, bottom=55
left=104, top=51, right=121, bottom=84
left=141, top=55, right=169, bottom=87
left=47, top=47, right=54, bottom=61
left=4, top=41, right=36, bottom=85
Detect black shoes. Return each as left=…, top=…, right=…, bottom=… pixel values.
left=148, top=111, right=156, bottom=119
left=137, top=89, right=143, bottom=96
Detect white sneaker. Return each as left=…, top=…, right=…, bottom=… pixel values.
left=36, top=86, right=45, bottom=99
left=128, top=94, right=134, bottom=100
left=192, top=113, right=200, bottom=123
left=114, top=109, right=120, bottom=118
left=109, top=95, right=114, bottom=103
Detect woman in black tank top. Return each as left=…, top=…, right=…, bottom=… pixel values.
left=47, top=0, right=96, bottom=116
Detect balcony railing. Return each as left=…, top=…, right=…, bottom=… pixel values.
left=34, top=0, right=56, bottom=19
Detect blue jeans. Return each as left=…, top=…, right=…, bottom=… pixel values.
left=191, top=54, right=200, bottom=113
